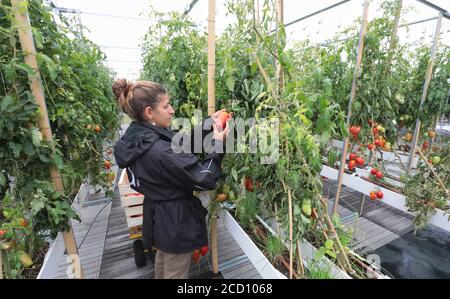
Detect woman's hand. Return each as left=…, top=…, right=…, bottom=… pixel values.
left=211, top=109, right=225, bottom=128
left=213, top=121, right=230, bottom=142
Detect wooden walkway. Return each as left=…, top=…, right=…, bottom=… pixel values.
left=98, top=176, right=262, bottom=279
left=323, top=178, right=415, bottom=255
left=45, top=194, right=113, bottom=279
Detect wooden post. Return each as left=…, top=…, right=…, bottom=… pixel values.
left=407, top=13, right=442, bottom=173
left=333, top=0, right=371, bottom=215
left=275, top=0, right=284, bottom=94
left=207, top=0, right=216, bottom=117
left=0, top=249, right=3, bottom=279
left=207, top=0, right=219, bottom=275
left=11, top=0, right=84, bottom=279
left=383, top=0, right=403, bottom=77
left=287, top=189, right=293, bottom=279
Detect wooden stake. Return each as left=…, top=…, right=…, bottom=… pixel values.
left=253, top=52, right=278, bottom=100
left=275, top=0, right=284, bottom=95
left=320, top=197, right=356, bottom=276
left=383, top=0, right=402, bottom=77
left=11, top=0, right=84, bottom=279
left=359, top=194, right=366, bottom=216
left=207, top=0, right=216, bottom=116
left=407, top=13, right=443, bottom=173
left=207, top=0, right=219, bottom=274
left=333, top=0, right=371, bottom=215
left=0, top=250, right=3, bottom=279
left=287, top=188, right=293, bottom=279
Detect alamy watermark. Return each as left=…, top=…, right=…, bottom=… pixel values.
left=170, top=110, right=280, bottom=164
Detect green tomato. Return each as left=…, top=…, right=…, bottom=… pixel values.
left=223, top=184, right=230, bottom=194
left=352, top=101, right=361, bottom=113
left=302, top=202, right=312, bottom=216
left=312, top=66, right=322, bottom=83
left=395, top=94, right=405, bottom=104
left=432, top=156, right=441, bottom=164
left=228, top=191, right=236, bottom=201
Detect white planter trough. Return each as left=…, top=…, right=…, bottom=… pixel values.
left=218, top=209, right=286, bottom=279
left=320, top=165, right=450, bottom=233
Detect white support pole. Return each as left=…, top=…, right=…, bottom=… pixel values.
left=333, top=0, right=371, bottom=215
left=407, top=13, right=443, bottom=173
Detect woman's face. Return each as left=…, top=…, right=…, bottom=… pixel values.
left=145, top=94, right=175, bottom=128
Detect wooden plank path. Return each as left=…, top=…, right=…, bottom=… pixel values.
left=99, top=175, right=262, bottom=279
left=322, top=178, right=415, bottom=256
left=46, top=196, right=113, bottom=279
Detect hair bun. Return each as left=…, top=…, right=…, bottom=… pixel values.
left=112, top=78, right=134, bottom=101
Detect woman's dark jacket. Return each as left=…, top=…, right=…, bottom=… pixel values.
left=113, top=120, right=224, bottom=254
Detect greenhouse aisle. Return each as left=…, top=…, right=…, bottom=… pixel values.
left=373, top=225, right=450, bottom=279
left=324, top=179, right=450, bottom=279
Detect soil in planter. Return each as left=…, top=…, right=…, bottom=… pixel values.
left=22, top=242, right=50, bottom=279
left=372, top=224, right=450, bottom=279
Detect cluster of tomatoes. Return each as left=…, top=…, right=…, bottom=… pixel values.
left=367, top=120, right=390, bottom=151
left=369, top=190, right=384, bottom=200
left=370, top=168, right=383, bottom=180
left=347, top=153, right=365, bottom=170
left=192, top=245, right=209, bottom=263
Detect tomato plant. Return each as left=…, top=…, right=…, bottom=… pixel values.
left=0, top=0, right=119, bottom=278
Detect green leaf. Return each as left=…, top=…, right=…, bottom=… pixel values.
left=0, top=173, right=6, bottom=187
left=231, top=168, right=238, bottom=182
left=31, top=198, right=46, bottom=215
left=39, top=154, right=50, bottom=163
left=225, top=77, right=235, bottom=91
left=52, top=153, right=65, bottom=170
left=33, top=29, right=44, bottom=49
left=325, top=239, right=334, bottom=250
left=31, top=127, right=41, bottom=147
left=46, top=63, right=58, bottom=81
left=326, top=249, right=337, bottom=259
left=1, top=96, right=13, bottom=112
left=3, top=64, right=16, bottom=82
left=16, top=63, right=35, bottom=77
left=323, top=78, right=332, bottom=94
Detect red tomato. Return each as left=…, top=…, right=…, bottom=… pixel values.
left=217, top=112, right=231, bottom=129
left=376, top=191, right=384, bottom=199
left=192, top=250, right=200, bottom=263
left=244, top=176, right=254, bottom=192
left=200, top=245, right=209, bottom=256
left=348, top=160, right=356, bottom=170
left=356, top=157, right=364, bottom=167
left=375, top=171, right=383, bottom=179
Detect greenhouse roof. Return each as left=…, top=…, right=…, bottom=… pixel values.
left=48, top=0, right=449, bottom=79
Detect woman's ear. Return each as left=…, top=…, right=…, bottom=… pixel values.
left=144, top=106, right=153, bottom=121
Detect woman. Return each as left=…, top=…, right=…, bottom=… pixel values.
left=112, top=79, right=229, bottom=279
